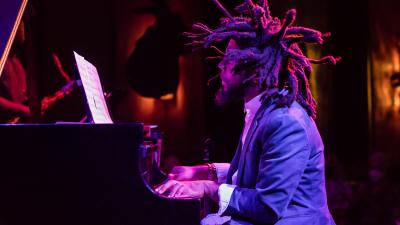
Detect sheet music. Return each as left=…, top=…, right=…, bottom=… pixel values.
left=74, top=51, right=113, bottom=124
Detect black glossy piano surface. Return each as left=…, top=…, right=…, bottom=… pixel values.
left=0, top=123, right=201, bottom=225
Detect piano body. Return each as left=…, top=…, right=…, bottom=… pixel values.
left=0, top=123, right=202, bottom=225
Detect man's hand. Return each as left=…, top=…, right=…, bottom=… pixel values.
left=155, top=180, right=205, bottom=198
left=201, top=214, right=231, bottom=225
left=168, top=165, right=209, bottom=181
left=155, top=180, right=220, bottom=201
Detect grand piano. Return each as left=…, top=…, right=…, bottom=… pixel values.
left=0, top=124, right=202, bottom=225
left=0, top=1, right=203, bottom=224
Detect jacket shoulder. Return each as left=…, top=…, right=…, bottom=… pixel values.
left=260, top=101, right=310, bottom=130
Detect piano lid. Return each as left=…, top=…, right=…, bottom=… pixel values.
left=0, top=0, right=28, bottom=77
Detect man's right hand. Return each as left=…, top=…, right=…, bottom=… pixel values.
left=168, top=165, right=209, bottom=181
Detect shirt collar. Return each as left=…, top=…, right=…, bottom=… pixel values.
left=243, top=88, right=288, bottom=117
left=244, top=93, right=263, bottom=117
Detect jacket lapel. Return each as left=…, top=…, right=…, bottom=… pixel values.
left=226, top=140, right=242, bottom=184
left=235, top=100, right=275, bottom=185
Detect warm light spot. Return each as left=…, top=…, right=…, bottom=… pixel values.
left=127, top=15, right=157, bottom=58
left=371, top=44, right=400, bottom=124
left=306, top=46, right=321, bottom=102
left=394, top=89, right=400, bottom=113
left=392, top=48, right=400, bottom=73
left=159, top=93, right=175, bottom=101
left=383, top=63, right=393, bottom=73
left=176, top=56, right=186, bottom=113
left=138, top=96, right=156, bottom=113
left=131, top=88, right=156, bottom=121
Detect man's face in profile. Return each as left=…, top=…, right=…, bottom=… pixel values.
left=214, top=39, right=249, bottom=106
left=215, top=58, right=245, bottom=106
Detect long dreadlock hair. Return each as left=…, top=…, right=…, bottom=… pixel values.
left=184, top=0, right=340, bottom=119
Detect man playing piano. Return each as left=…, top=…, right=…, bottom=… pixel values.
left=156, top=0, right=339, bottom=224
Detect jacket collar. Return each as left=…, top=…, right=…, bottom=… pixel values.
left=235, top=95, right=277, bottom=185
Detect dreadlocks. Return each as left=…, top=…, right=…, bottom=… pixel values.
left=184, top=0, right=340, bottom=119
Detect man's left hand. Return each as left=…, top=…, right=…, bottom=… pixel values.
left=155, top=180, right=219, bottom=201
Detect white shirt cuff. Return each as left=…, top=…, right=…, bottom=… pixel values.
left=212, top=163, right=230, bottom=184
left=217, top=183, right=236, bottom=215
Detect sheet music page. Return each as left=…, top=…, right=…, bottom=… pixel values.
left=74, top=51, right=113, bottom=124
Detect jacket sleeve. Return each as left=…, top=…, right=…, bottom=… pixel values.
left=213, top=163, right=231, bottom=184
left=222, top=111, right=311, bottom=224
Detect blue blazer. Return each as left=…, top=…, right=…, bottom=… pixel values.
left=222, top=100, right=336, bottom=225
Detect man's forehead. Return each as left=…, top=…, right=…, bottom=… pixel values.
left=217, top=39, right=240, bottom=68
left=226, top=39, right=239, bottom=52
left=218, top=58, right=235, bottom=67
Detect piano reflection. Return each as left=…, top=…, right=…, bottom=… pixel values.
left=0, top=1, right=203, bottom=224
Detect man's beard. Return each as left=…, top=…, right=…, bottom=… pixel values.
left=214, top=82, right=245, bottom=107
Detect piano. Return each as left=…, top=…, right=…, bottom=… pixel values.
left=0, top=124, right=202, bottom=225
left=0, top=1, right=203, bottom=224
